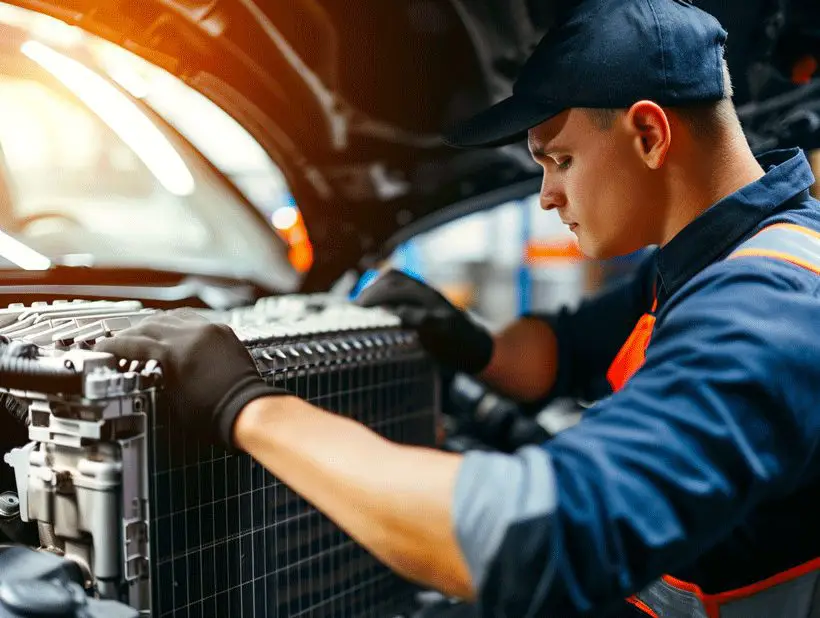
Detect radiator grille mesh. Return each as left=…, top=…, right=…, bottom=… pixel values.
left=148, top=330, right=438, bottom=617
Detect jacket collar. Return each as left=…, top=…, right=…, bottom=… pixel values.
left=655, top=148, right=817, bottom=303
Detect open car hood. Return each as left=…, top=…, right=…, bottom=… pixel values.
left=4, top=0, right=820, bottom=290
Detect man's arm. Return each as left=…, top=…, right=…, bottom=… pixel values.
left=478, top=252, right=656, bottom=403
left=230, top=259, right=819, bottom=617
left=479, top=317, right=559, bottom=401
left=233, top=394, right=475, bottom=600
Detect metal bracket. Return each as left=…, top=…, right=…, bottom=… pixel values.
left=123, top=519, right=148, bottom=582
left=118, top=424, right=151, bottom=610
left=3, top=442, right=36, bottom=523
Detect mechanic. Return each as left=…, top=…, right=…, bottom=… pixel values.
left=95, top=0, right=820, bottom=616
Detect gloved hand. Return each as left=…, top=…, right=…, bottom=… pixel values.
left=355, top=270, right=494, bottom=374
left=93, top=309, right=287, bottom=448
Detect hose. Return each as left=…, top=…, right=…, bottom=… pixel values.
left=0, top=356, right=82, bottom=395
left=37, top=522, right=64, bottom=554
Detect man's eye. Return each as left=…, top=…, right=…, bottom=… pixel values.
left=557, top=157, right=572, bottom=170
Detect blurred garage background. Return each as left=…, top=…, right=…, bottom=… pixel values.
left=0, top=2, right=817, bottom=329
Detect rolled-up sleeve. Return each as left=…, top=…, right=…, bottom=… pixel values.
left=453, top=259, right=820, bottom=616
left=453, top=446, right=560, bottom=616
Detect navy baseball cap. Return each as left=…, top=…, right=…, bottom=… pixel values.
left=444, top=0, right=729, bottom=148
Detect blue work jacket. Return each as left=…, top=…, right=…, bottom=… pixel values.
left=452, top=148, right=820, bottom=616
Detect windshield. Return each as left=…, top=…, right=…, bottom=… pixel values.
left=0, top=6, right=299, bottom=292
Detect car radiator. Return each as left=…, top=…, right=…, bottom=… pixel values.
left=0, top=296, right=439, bottom=617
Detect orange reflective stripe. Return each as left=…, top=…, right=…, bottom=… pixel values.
left=637, top=566, right=820, bottom=618
left=728, top=248, right=820, bottom=275
left=626, top=595, right=659, bottom=617
left=702, top=556, right=820, bottom=605
left=728, top=223, right=820, bottom=275
left=606, top=312, right=656, bottom=392
left=752, top=222, right=820, bottom=240
left=659, top=575, right=721, bottom=618
left=650, top=556, right=820, bottom=617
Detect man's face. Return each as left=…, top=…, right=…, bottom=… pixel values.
left=528, top=109, right=659, bottom=259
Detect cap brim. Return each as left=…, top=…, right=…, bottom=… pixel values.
left=442, top=95, right=562, bottom=149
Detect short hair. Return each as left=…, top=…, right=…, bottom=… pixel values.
left=585, top=58, right=738, bottom=141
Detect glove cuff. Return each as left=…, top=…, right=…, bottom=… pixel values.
left=214, top=375, right=289, bottom=450
left=467, top=324, right=495, bottom=375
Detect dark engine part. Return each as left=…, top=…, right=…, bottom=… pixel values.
left=0, top=545, right=137, bottom=617
left=443, top=374, right=550, bottom=454
left=0, top=492, right=37, bottom=547
left=0, top=407, right=27, bottom=514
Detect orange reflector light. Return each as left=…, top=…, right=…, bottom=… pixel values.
left=792, top=55, right=818, bottom=85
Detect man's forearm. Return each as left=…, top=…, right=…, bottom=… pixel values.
left=232, top=395, right=475, bottom=600
left=479, top=317, right=559, bottom=402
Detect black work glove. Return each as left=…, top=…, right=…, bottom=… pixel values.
left=355, top=270, right=494, bottom=374
left=94, top=309, right=287, bottom=448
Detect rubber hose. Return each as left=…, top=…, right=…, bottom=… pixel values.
left=0, top=357, right=81, bottom=394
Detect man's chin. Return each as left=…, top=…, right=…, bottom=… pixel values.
left=576, top=237, right=603, bottom=260
left=576, top=234, right=637, bottom=261
left=581, top=246, right=625, bottom=262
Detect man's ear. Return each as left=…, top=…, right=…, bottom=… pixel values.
left=624, top=101, right=671, bottom=170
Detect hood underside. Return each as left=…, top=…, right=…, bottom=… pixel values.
left=5, top=0, right=820, bottom=290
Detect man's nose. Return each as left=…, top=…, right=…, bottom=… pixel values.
left=539, top=176, right=566, bottom=211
